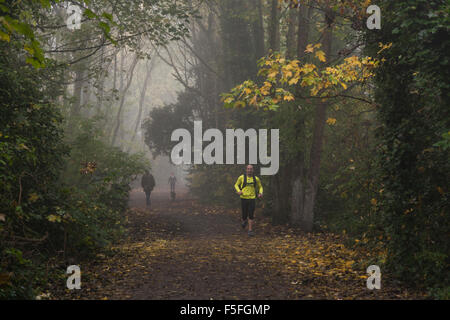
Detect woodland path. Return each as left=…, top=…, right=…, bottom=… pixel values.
left=56, top=190, right=424, bottom=300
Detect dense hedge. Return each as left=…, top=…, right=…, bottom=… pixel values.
left=0, top=42, right=149, bottom=299
left=365, top=0, right=449, bottom=294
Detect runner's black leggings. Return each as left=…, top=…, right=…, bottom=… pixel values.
left=241, top=199, right=256, bottom=220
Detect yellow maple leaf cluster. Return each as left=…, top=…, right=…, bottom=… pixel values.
left=326, top=118, right=337, bottom=125
left=222, top=46, right=379, bottom=110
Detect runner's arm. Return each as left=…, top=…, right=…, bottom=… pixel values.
left=256, top=177, right=263, bottom=195
left=234, top=176, right=243, bottom=193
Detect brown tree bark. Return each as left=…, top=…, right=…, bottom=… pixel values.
left=297, top=1, right=312, bottom=57
left=71, top=68, right=84, bottom=117
left=299, top=7, right=334, bottom=232
left=252, top=0, right=265, bottom=59
left=111, top=54, right=139, bottom=146
left=273, top=165, right=291, bottom=225
left=268, top=0, right=280, bottom=52
left=286, top=5, right=298, bottom=59
left=286, top=3, right=312, bottom=226
left=127, top=59, right=155, bottom=152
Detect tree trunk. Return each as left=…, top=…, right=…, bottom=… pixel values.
left=252, top=0, right=265, bottom=59
left=290, top=150, right=305, bottom=224
left=127, top=59, right=155, bottom=152
left=297, top=1, right=311, bottom=57
left=288, top=2, right=312, bottom=226
left=82, top=79, right=91, bottom=115
left=299, top=7, right=334, bottom=232
left=273, top=165, right=291, bottom=225
left=97, top=44, right=106, bottom=114
left=111, top=54, right=139, bottom=146
left=286, top=6, right=298, bottom=59
left=71, top=68, right=84, bottom=117
left=268, top=0, right=280, bottom=52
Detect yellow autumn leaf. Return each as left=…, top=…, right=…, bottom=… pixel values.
left=315, top=50, right=326, bottom=62
left=283, top=70, right=293, bottom=78
left=326, top=118, right=337, bottom=125
left=289, top=60, right=300, bottom=68
left=271, top=96, right=281, bottom=104
left=377, top=42, right=393, bottom=54
left=288, top=78, right=299, bottom=85
left=310, top=87, right=319, bottom=96
left=0, top=30, right=10, bottom=42
left=305, top=44, right=315, bottom=53
left=47, top=214, right=61, bottom=223
left=260, top=88, right=270, bottom=95
left=268, top=71, right=278, bottom=78
left=29, top=193, right=39, bottom=203
left=223, top=97, right=234, bottom=104
left=283, top=95, right=295, bottom=102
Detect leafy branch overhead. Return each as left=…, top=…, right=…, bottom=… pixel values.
left=0, top=0, right=194, bottom=69
left=222, top=44, right=384, bottom=111
left=0, top=0, right=116, bottom=68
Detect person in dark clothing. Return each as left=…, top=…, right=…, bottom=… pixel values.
left=141, top=170, right=155, bottom=208
left=168, top=172, right=177, bottom=201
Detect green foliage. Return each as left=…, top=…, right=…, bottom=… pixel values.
left=433, top=130, right=450, bottom=151
left=313, top=96, right=380, bottom=233
left=0, top=33, right=149, bottom=300
left=142, top=91, right=198, bottom=158
left=57, top=118, right=150, bottom=253
left=428, top=286, right=450, bottom=300
left=186, top=165, right=245, bottom=207
left=0, top=0, right=117, bottom=68
left=365, top=0, right=450, bottom=291
left=0, top=248, right=35, bottom=299
left=0, top=40, right=68, bottom=299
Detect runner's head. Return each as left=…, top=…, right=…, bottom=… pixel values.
left=246, top=165, right=253, bottom=175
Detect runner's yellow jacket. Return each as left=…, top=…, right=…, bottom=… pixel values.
left=234, top=175, right=263, bottom=199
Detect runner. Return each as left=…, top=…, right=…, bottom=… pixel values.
left=168, top=172, right=177, bottom=201
left=234, top=165, right=263, bottom=237
left=141, top=170, right=155, bottom=208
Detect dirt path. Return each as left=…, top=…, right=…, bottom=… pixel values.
left=120, top=191, right=295, bottom=299
left=56, top=191, right=425, bottom=300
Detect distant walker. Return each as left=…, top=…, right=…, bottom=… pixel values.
left=168, top=172, right=177, bottom=201
left=141, top=170, right=155, bottom=208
